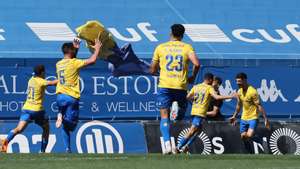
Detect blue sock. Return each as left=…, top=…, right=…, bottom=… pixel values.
left=177, top=137, right=188, bottom=149
left=6, top=130, right=15, bottom=142
left=62, top=126, right=71, bottom=152
left=160, top=118, right=170, bottom=142
left=41, top=139, right=48, bottom=153
left=186, top=133, right=198, bottom=147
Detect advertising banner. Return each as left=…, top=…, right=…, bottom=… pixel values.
left=0, top=120, right=148, bottom=153
left=0, top=66, right=300, bottom=119
left=144, top=121, right=300, bottom=155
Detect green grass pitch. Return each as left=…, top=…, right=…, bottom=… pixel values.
left=0, top=154, right=299, bottom=169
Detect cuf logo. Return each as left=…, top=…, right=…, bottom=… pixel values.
left=76, top=121, right=124, bottom=154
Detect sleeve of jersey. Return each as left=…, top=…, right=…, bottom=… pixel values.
left=188, top=87, right=195, bottom=96
left=74, top=59, right=86, bottom=69
left=152, top=46, right=160, bottom=63
left=186, top=44, right=195, bottom=55
left=209, top=87, right=215, bottom=95
left=40, top=79, right=48, bottom=87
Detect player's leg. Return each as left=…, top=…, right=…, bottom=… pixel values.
left=34, top=111, right=49, bottom=153
left=61, top=124, right=71, bottom=153
left=1, top=111, right=30, bottom=152
left=177, top=116, right=202, bottom=151
left=240, top=120, right=248, bottom=140
left=174, top=89, right=188, bottom=121
left=61, top=97, right=79, bottom=153
left=240, top=120, right=253, bottom=153
left=245, top=119, right=258, bottom=139
left=56, top=94, right=71, bottom=152
left=157, top=88, right=172, bottom=154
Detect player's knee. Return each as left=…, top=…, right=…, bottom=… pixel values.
left=160, top=109, right=169, bottom=118
left=246, top=132, right=254, bottom=138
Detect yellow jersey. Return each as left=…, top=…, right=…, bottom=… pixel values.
left=238, top=85, right=260, bottom=120
left=22, top=76, right=47, bottom=111
left=56, top=58, right=85, bottom=99
left=152, top=41, right=195, bottom=90
left=189, top=83, right=215, bottom=117
left=76, top=20, right=116, bottom=60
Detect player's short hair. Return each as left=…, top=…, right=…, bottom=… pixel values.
left=33, top=65, right=45, bottom=76
left=171, top=24, right=185, bottom=38
left=204, top=73, right=214, bottom=81
left=236, top=72, right=247, bottom=80
left=62, top=42, right=75, bottom=55
left=214, top=76, right=222, bottom=85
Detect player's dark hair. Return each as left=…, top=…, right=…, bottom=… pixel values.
left=62, top=42, right=76, bottom=55
left=236, top=72, right=247, bottom=80
left=214, top=76, right=222, bottom=85
left=171, top=24, right=185, bottom=39
left=33, top=65, right=45, bottom=77
left=204, top=73, right=214, bottom=81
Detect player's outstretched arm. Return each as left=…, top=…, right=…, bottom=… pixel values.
left=211, top=91, right=237, bottom=101
left=84, top=39, right=102, bottom=66
left=46, top=79, right=58, bottom=86
left=188, top=52, right=200, bottom=84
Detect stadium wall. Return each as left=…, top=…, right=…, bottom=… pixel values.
left=1, top=120, right=300, bottom=155
left=0, top=63, right=299, bottom=120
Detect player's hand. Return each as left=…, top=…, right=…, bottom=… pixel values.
left=229, top=116, right=237, bottom=126
left=91, top=39, right=102, bottom=51
left=231, top=92, right=238, bottom=99
left=264, top=119, right=270, bottom=130
left=188, top=76, right=196, bottom=84
left=73, top=37, right=81, bottom=49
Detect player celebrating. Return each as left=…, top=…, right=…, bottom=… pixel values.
left=229, top=72, right=270, bottom=153
left=206, top=76, right=225, bottom=121
left=150, top=24, right=200, bottom=154
left=0, top=65, right=58, bottom=153
left=76, top=20, right=151, bottom=76
left=55, top=38, right=101, bottom=153
left=176, top=73, right=236, bottom=153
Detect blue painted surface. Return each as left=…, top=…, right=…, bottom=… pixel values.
left=0, top=0, right=300, bottom=59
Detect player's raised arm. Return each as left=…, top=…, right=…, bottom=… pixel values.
left=188, top=51, right=200, bottom=84
left=83, top=39, right=102, bottom=66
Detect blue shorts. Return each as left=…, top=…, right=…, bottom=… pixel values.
left=191, top=116, right=204, bottom=128
left=240, top=119, right=258, bottom=133
left=57, top=94, right=79, bottom=131
left=20, top=110, right=48, bottom=127
left=157, top=88, right=187, bottom=120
